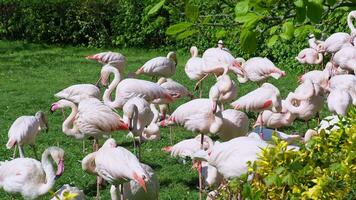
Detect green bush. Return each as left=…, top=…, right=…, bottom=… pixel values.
left=216, top=109, right=356, bottom=200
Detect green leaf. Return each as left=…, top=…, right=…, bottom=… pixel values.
left=307, top=0, right=323, bottom=23
left=235, top=0, right=249, bottom=16
left=240, top=29, right=257, bottom=53
left=267, top=35, right=279, bottom=47
left=296, top=6, right=306, bottom=22
left=326, top=0, right=336, bottom=6
left=176, top=29, right=197, bottom=40
left=280, top=21, right=294, bottom=40
left=235, top=13, right=263, bottom=29
left=294, top=25, right=314, bottom=39
left=201, top=16, right=211, bottom=24
left=147, top=0, right=166, bottom=16
left=269, top=26, right=279, bottom=35
left=294, top=0, right=304, bottom=7
left=166, top=22, right=193, bottom=35
left=215, top=30, right=227, bottom=38
left=185, top=1, right=199, bottom=22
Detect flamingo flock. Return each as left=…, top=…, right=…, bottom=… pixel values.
left=1, top=10, right=356, bottom=200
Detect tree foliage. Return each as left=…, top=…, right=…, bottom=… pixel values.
left=215, top=109, right=356, bottom=199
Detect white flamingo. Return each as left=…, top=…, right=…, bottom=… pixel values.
left=0, top=147, right=65, bottom=199
left=6, top=111, right=48, bottom=158
left=55, top=84, right=100, bottom=103
left=209, top=75, right=237, bottom=110
left=217, top=109, right=249, bottom=141
left=185, top=46, right=205, bottom=96
left=327, top=89, right=351, bottom=116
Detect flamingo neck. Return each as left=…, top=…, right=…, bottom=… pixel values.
left=103, top=68, right=122, bottom=108
left=209, top=112, right=223, bottom=134
left=82, top=152, right=98, bottom=175
left=62, top=101, right=80, bottom=138
left=348, top=11, right=356, bottom=33
left=315, top=53, right=323, bottom=64
left=38, top=149, right=56, bottom=196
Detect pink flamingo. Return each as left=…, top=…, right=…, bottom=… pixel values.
left=327, top=89, right=351, bottom=116
left=332, top=46, right=356, bottom=74
left=0, top=147, right=64, bottom=199
left=135, top=52, right=177, bottom=80
left=217, top=109, right=249, bottom=141
left=101, top=66, right=173, bottom=109
left=296, top=34, right=323, bottom=65
left=209, top=74, right=237, bottom=110
left=50, top=98, right=129, bottom=150
left=54, top=84, right=100, bottom=103
left=185, top=46, right=205, bottom=97
left=234, top=57, right=285, bottom=84
left=298, top=62, right=337, bottom=90
left=86, top=51, right=126, bottom=86
left=327, top=74, right=356, bottom=105
left=7, top=111, right=48, bottom=158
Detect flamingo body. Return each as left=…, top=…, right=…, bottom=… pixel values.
left=55, top=84, right=100, bottom=103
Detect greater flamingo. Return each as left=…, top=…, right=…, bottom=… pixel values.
left=327, top=89, right=351, bottom=116
left=55, top=84, right=100, bottom=103
left=101, top=65, right=173, bottom=109
left=135, top=52, right=177, bottom=80
left=7, top=111, right=48, bottom=158
left=327, top=74, right=356, bottom=105
left=0, top=147, right=64, bottom=199
left=296, top=34, right=323, bottom=65
left=316, top=33, right=353, bottom=54
left=217, top=109, right=249, bottom=141
left=298, top=62, right=335, bottom=90
left=209, top=74, right=237, bottom=110
left=184, top=46, right=205, bottom=97
left=332, top=46, right=356, bottom=74
left=123, top=97, right=154, bottom=159
left=50, top=98, right=128, bottom=150
left=234, top=57, right=285, bottom=84
left=86, top=51, right=126, bottom=86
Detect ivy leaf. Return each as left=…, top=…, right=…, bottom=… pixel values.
left=267, top=35, right=279, bottom=47
left=240, top=29, right=257, bottom=53
left=185, top=1, right=199, bottom=22
left=166, top=22, right=193, bottom=35
left=147, top=0, right=166, bottom=16
left=235, top=13, right=263, bottom=29
left=307, top=0, right=323, bottom=23
left=235, top=0, right=249, bottom=16
left=176, top=29, right=197, bottom=40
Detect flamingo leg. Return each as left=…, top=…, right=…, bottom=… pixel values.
left=199, top=133, right=204, bottom=200
left=120, top=184, right=124, bottom=200
left=199, top=81, right=203, bottom=98
left=18, top=145, right=25, bottom=158
left=95, top=76, right=101, bottom=88
left=221, top=103, right=224, bottom=111
left=194, top=74, right=209, bottom=92
left=93, top=139, right=99, bottom=152
left=30, top=144, right=38, bottom=160
left=316, top=112, right=320, bottom=124
left=96, top=176, right=102, bottom=199
left=169, top=126, right=173, bottom=145
left=259, top=111, right=265, bottom=140
left=82, top=140, right=86, bottom=153
left=12, top=145, right=17, bottom=159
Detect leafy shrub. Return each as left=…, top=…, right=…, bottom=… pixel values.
left=216, top=109, right=356, bottom=199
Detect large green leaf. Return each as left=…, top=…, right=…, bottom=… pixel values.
left=235, top=0, right=249, bottom=16
left=280, top=21, right=294, bottom=40
left=166, top=22, right=194, bottom=35
left=235, top=13, right=263, bottom=29
left=147, top=0, right=166, bottom=16
left=185, top=1, right=199, bottom=22
left=176, top=29, right=197, bottom=40
left=267, top=35, right=279, bottom=47
left=296, top=5, right=306, bottom=22
left=294, top=25, right=314, bottom=39
left=240, top=29, right=257, bottom=53
left=306, top=0, right=323, bottom=23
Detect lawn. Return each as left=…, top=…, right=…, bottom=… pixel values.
left=0, top=40, right=329, bottom=199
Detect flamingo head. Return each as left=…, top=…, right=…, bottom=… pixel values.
left=167, top=51, right=177, bottom=66
left=50, top=99, right=72, bottom=113
left=209, top=86, right=219, bottom=114
left=316, top=43, right=325, bottom=53
left=100, top=68, right=110, bottom=88
left=48, top=147, right=65, bottom=178
left=133, top=171, right=148, bottom=192
left=35, top=111, right=49, bottom=133
left=102, top=138, right=117, bottom=148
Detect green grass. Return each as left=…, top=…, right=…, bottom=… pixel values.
left=0, top=40, right=331, bottom=199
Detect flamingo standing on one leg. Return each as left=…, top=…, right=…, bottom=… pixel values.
left=101, top=66, right=173, bottom=109
left=123, top=97, right=154, bottom=160
left=7, top=111, right=48, bottom=159
left=0, top=147, right=65, bottom=199
left=209, top=74, right=237, bottom=111
left=135, top=52, right=177, bottom=80
left=185, top=46, right=205, bottom=97
left=86, top=51, right=126, bottom=86
left=231, top=83, right=282, bottom=138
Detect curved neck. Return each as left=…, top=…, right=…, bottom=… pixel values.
left=103, top=68, right=122, bottom=108
left=209, top=112, right=223, bottom=134
left=132, top=105, right=140, bottom=133
left=315, top=53, right=323, bottom=64
left=237, top=74, right=248, bottom=83
left=38, top=150, right=56, bottom=196
left=348, top=11, right=356, bottom=33
left=82, top=152, right=97, bottom=175
left=62, top=101, right=80, bottom=138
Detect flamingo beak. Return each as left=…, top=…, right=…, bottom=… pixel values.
left=56, top=159, right=64, bottom=178
left=162, top=146, right=172, bottom=152
left=133, top=172, right=147, bottom=192
left=119, top=120, right=129, bottom=130
left=50, top=104, right=59, bottom=113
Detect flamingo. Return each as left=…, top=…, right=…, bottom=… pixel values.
left=327, top=74, right=356, bottom=105
left=184, top=46, right=205, bottom=97
left=209, top=74, right=237, bottom=110
left=0, top=147, right=65, bottom=199
left=283, top=79, right=324, bottom=128
left=327, top=89, right=351, bottom=116
left=296, top=34, right=323, bottom=65
left=316, top=33, right=353, bottom=54
left=248, top=128, right=301, bottom=144
left=254, top=100, right=297, bottom=129
left=217, top=109, right=249, bottom=141
left=332, top=46, right=356, bottom=74
left=196, top=47, right=244, bottom=91
left=95, top=139, right=149, bottom=199
left=135, top=52, right=177, bottom=80
left=50, top=98, right=129, bottom=151
left=298, top=62, right=335, bottom=90
left=7, top=111, right=48, bottom=158
left=86, top=51, right=126, bottom=86
left=101, top=66, right=173, bottom=109
left=55, top=84, right=100, bottom=103
left=50, top=184, right=85, bottom=200
left=234, top=57, right=285, bottom=84
left=162, top=98, right=223, bottom=199
left=82, top=140, right=158, bottom=200
left=162, top=135, right=214, bottom=159
left=123, top=97, right=154, bottom=159
left=141, top=123, right=161, bottom=142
